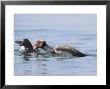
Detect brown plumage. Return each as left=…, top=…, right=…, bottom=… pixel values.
left=34, top=39, right=86, bottom=57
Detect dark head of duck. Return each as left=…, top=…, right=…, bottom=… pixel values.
left=15, top=39, right=33, bottom=52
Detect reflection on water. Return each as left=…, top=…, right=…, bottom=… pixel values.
left=14, top=29, right=97, bottom=76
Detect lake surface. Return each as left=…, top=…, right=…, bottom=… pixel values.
left=14, top=28, right=97, bottom=76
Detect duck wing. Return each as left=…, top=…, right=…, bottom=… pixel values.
left=54, top=46, right=86, bottom=57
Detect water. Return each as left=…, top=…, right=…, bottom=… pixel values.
left=14, top=28, right=97, bottom=76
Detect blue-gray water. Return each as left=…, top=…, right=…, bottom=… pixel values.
left=14, top=28, right=97, bottom=76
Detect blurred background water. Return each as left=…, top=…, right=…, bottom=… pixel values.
left=14, top=14, right=97, bottom=76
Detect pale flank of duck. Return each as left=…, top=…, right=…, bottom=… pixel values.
left=19, top=46, right=25, bottom=51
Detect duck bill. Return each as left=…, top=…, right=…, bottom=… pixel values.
left=15, top=41, right=23, bottom=46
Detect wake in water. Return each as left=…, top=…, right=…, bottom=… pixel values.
left=15, top=48, right=75, bottom=60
